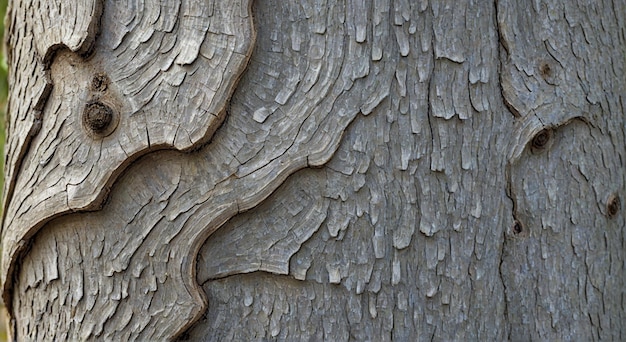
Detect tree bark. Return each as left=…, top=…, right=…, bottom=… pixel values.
left=2, top=0, right=625, bottom=341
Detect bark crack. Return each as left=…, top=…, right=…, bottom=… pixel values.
left=495, top=1, right=513, bottom=340
left=493, top=0, right=521, bottom=119
left=498, top=234, right=512, bottom=341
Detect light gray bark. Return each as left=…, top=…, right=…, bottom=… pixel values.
left=2, top=0, right=625, bottom=341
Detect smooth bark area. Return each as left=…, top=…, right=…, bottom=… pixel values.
left=2, top=0, right=625, bottom=341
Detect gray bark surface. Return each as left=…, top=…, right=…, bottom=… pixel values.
left=2, top=0, right=625, bottom=341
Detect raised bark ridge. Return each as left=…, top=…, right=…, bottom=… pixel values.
left=1, top=0, right=254, bottom=300
left=2, top=0, right=103, bottom=276
left=3, top=0, right=102, bottom=214
left=9, top=0, right=396, bottom=339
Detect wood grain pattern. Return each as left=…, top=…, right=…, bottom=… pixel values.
left=5, top=0, right=626, bottom=340
left=2, top=0, right=254, bottom=300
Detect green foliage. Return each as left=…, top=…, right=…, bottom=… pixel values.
left=0, top=0, right=7, bottom=338
left=0, top=0, right=7, bottom=99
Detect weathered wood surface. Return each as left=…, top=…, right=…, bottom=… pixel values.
left=4, top=0, right=626, bottom=341
left=2, top=0, right=253, bottom=300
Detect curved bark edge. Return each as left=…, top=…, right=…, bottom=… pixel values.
left=1, top=0, right=256, bottom=315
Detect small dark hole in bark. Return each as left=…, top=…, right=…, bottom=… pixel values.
left=91, top=73, right=109, bottom=92
left=531, top=129, right=552, bottom=151
left=540, top=63, right=552, bottom=78
left=83, top=102, right=113, bottom=133
left=607, top=194, right=620, bottom=218
left=513, top=221, right=523, bottom=234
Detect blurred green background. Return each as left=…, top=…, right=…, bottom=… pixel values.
left=0, top=0, right=10, bottom=340
left=0, top=0, right=7, bottom=194
left=0, top=0, right=7, bottom=180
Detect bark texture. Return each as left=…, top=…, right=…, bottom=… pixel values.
left=3, top=0, right=625, bottom=341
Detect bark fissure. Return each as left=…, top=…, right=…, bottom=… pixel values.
left=498, top=230, right=512, bottom=340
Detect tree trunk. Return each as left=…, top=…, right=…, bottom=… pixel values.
left=2, top=0, right=625, bottom=340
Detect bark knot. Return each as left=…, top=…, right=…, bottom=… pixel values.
left=607, top=193, right=620, bottom=218
left=91, top=73, right=109, bottom=92
left=512, top=220, right=523, bottom=235
left=539, top=62, right=552, bottom=79
left=83, top=101, right=115, bottom=136
left=531, top=128, right=552, bottom=152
